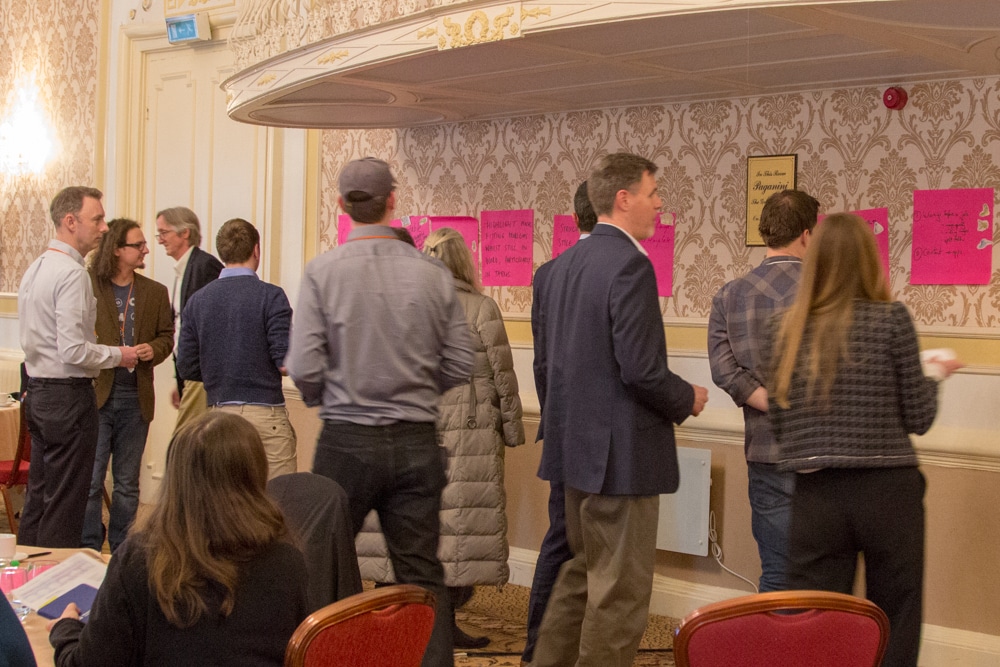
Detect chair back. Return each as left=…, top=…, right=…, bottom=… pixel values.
left=284, top=584, right=436, bottom=667
left=267, top=472, right=363, bottom=609
left=673, top=590, right=890, bottom=667
left=0, top=398, right=31, bottom=532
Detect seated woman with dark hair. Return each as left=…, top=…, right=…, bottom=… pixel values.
left=48, top=412, right=309, bottom=666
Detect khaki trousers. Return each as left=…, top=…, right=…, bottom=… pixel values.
left=174, top=380, right=209, bottom=432
left=531, top=486, right=659, bottom=667
left=212, top=403, right=298, bottom=479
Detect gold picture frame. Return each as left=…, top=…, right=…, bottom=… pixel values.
left=746, top=154, right=798, bottom=246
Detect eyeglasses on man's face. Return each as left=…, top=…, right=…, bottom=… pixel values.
left=154, top=229, right=175, bottom=240
left=121, top=241, right=148, bottom=250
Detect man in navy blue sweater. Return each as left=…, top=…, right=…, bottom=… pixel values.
left=176, top=218, right=296, bottom=478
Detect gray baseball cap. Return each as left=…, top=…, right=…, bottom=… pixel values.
left=338, top=157, right=396, bottom=199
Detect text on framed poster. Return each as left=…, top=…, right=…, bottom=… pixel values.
left=746, top=154, right=797, bottom=246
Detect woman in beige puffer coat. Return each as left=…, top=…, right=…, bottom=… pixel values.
left=355, top=227, right=525, bottom=648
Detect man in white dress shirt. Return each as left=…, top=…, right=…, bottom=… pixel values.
left=18, top=186, right=139, bottom=547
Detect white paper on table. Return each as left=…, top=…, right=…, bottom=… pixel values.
left=11, top=552, right=108, bottom=610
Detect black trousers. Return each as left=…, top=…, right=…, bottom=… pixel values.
left=19, top=378, right=99, bottom=548
left=788, top=466, right=925, bottom=667
left=313, top=420, right=453, bottom=667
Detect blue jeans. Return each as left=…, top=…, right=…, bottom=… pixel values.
left=313, top=420, right=453, bottom=667
left=522, top=480, right=572, bottom=663
left=747, top=461, right=795, bottom=592
left=82, top=384, right=149, bottom=552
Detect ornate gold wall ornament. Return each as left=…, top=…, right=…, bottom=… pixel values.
left=437, top=5, right=520, bottom=51
left=417, top=27, right=438, bottom=41
left=166, top=0, right=227, bottom=10
left=256, top=73, right=277, bottom=87
left=317, top=50, right=349, bottom=65
left=521, top=6, right=550, bottom=22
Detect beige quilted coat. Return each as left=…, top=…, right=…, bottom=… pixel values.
left=355, top=279, right=525, bottom=586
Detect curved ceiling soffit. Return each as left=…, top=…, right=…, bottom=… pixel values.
left=221, top=0, right=1000, bottom=130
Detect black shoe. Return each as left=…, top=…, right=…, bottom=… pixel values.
left=453, top=625, right=490, bottom=649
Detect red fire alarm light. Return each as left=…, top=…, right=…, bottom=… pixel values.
left=883, top=86, right=908, bottom=110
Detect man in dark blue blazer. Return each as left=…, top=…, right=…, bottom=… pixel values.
left=530, top=153, right=708, bottom=667
left=155, top=206, right=222, bottom=429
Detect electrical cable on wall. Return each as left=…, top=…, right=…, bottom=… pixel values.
left=708, top=510, right=759, bottom=594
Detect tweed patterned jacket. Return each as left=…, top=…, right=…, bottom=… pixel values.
left=767, top=300, right=938, bottom=471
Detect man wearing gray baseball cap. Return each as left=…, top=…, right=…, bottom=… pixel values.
left=287, top=157, right=474, bottom=667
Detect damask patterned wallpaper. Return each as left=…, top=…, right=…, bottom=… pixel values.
left=321, top=76, right=1000, bottom=328
left=0, top=0, right=100, bottom=292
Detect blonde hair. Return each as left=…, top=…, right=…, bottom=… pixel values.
left=423, top=227, right=480, bottom=292
left=772, top=213, right=891, bottom=409
left=137, top=412, right=287, bottom=627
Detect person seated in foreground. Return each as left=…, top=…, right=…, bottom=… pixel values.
left=47, top=412, right=309, bottom=666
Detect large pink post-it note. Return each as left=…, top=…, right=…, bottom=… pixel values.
left=552, top=215, right=578, bottom=258
left=398, top=215, right=432, bottom=250
left=911, top=189, right=994, bottom=285
left=481, top=209, right=534, bottom=286
left=639, top=213, right=675, bottom=297
left=819, top=208, right=891, bottom=279
left=337, top=214, right=352, bottom=245
left=428, top=216, right=480, bottom=275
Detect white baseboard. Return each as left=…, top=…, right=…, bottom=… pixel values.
left=507, top=547, right=1000, bottom=666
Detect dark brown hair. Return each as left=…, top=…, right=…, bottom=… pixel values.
left=137, top=412, right=287, bottom=627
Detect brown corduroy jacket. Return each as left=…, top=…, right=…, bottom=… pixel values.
left=91, top=270, right=174, bottom=423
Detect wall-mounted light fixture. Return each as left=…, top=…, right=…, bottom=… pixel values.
left=0, top=81, right=54, bottom=175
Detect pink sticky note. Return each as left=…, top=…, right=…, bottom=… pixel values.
left=552, top=215, right=578, bottom=258
left=481, top=209, right=534, bottom=286
left=639, top=213, right=675, bottom=297
left=428, top=216, right=480, bottom=275
left=911, top=188, right=994, bottom=285
left=399, top=216, right=432, bottom=250
left=337, top=214, right=352, bottom=245
left=819, top=209, right=891, bottom=280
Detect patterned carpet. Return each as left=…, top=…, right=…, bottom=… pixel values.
left=453, top=584, right=677, bottom=666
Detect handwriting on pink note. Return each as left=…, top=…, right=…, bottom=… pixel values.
left=639, top=213, right=675, bottom=297
left=552, top=215, right=578, bottom=259
left=911, top=188, right=993, bottom=285
left=481, top=209, right=534, bottom=286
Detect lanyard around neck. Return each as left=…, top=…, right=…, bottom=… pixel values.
left=119, top=281, right=135, bottom=344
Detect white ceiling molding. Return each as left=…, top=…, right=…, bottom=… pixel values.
left=222, top=0, right=1000, bottom=129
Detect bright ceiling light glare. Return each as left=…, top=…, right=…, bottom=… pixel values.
left=0, top=83, right=54, bottom=175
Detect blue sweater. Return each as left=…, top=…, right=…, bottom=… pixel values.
left=177, top=273, right=291, bottom=405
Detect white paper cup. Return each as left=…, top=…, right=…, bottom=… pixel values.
left=0, top=533, right=15, bottom=560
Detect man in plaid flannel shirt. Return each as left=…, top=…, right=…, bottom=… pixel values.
left=707, top=189, right=819, bottom=592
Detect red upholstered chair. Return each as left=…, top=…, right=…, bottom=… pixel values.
left=0, top=399, right=31, bottom=532
left=284, top=584, right=436, bottom=667
left=673, top=590, right=890, bottom=667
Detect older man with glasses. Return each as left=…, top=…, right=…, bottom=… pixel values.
left=154, top=206, right=222, bottom=430
left=82, top=219, right=174, bottom=552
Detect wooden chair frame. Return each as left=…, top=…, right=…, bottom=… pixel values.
left=674, top=590, right=890, bottom=667
left=0, top=399, right=30, bottom=533
left=284, top=584, right=436, bottom=667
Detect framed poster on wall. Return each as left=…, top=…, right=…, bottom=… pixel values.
left=746, top=154, right=797, bottom=246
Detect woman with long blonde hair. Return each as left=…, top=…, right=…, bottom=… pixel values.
left=768, top=213, right=961, bottom=667
left=48, top=412, right=309, bottom=666
left=356, top=227, right=525, bottom=649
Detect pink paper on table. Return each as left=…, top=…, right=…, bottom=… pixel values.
left=639, top=213, right=675, bottom=297
left=481, top=209, right=534, bottom=286
left=399, top=216, right=432, bottom=250
left=911, top=188, right=994, bottom=285
left=427, top=216, right=480, bottom=274
left=552, top=215, right=578, bottom=258
left=818, top=208, right=890, bottom=279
